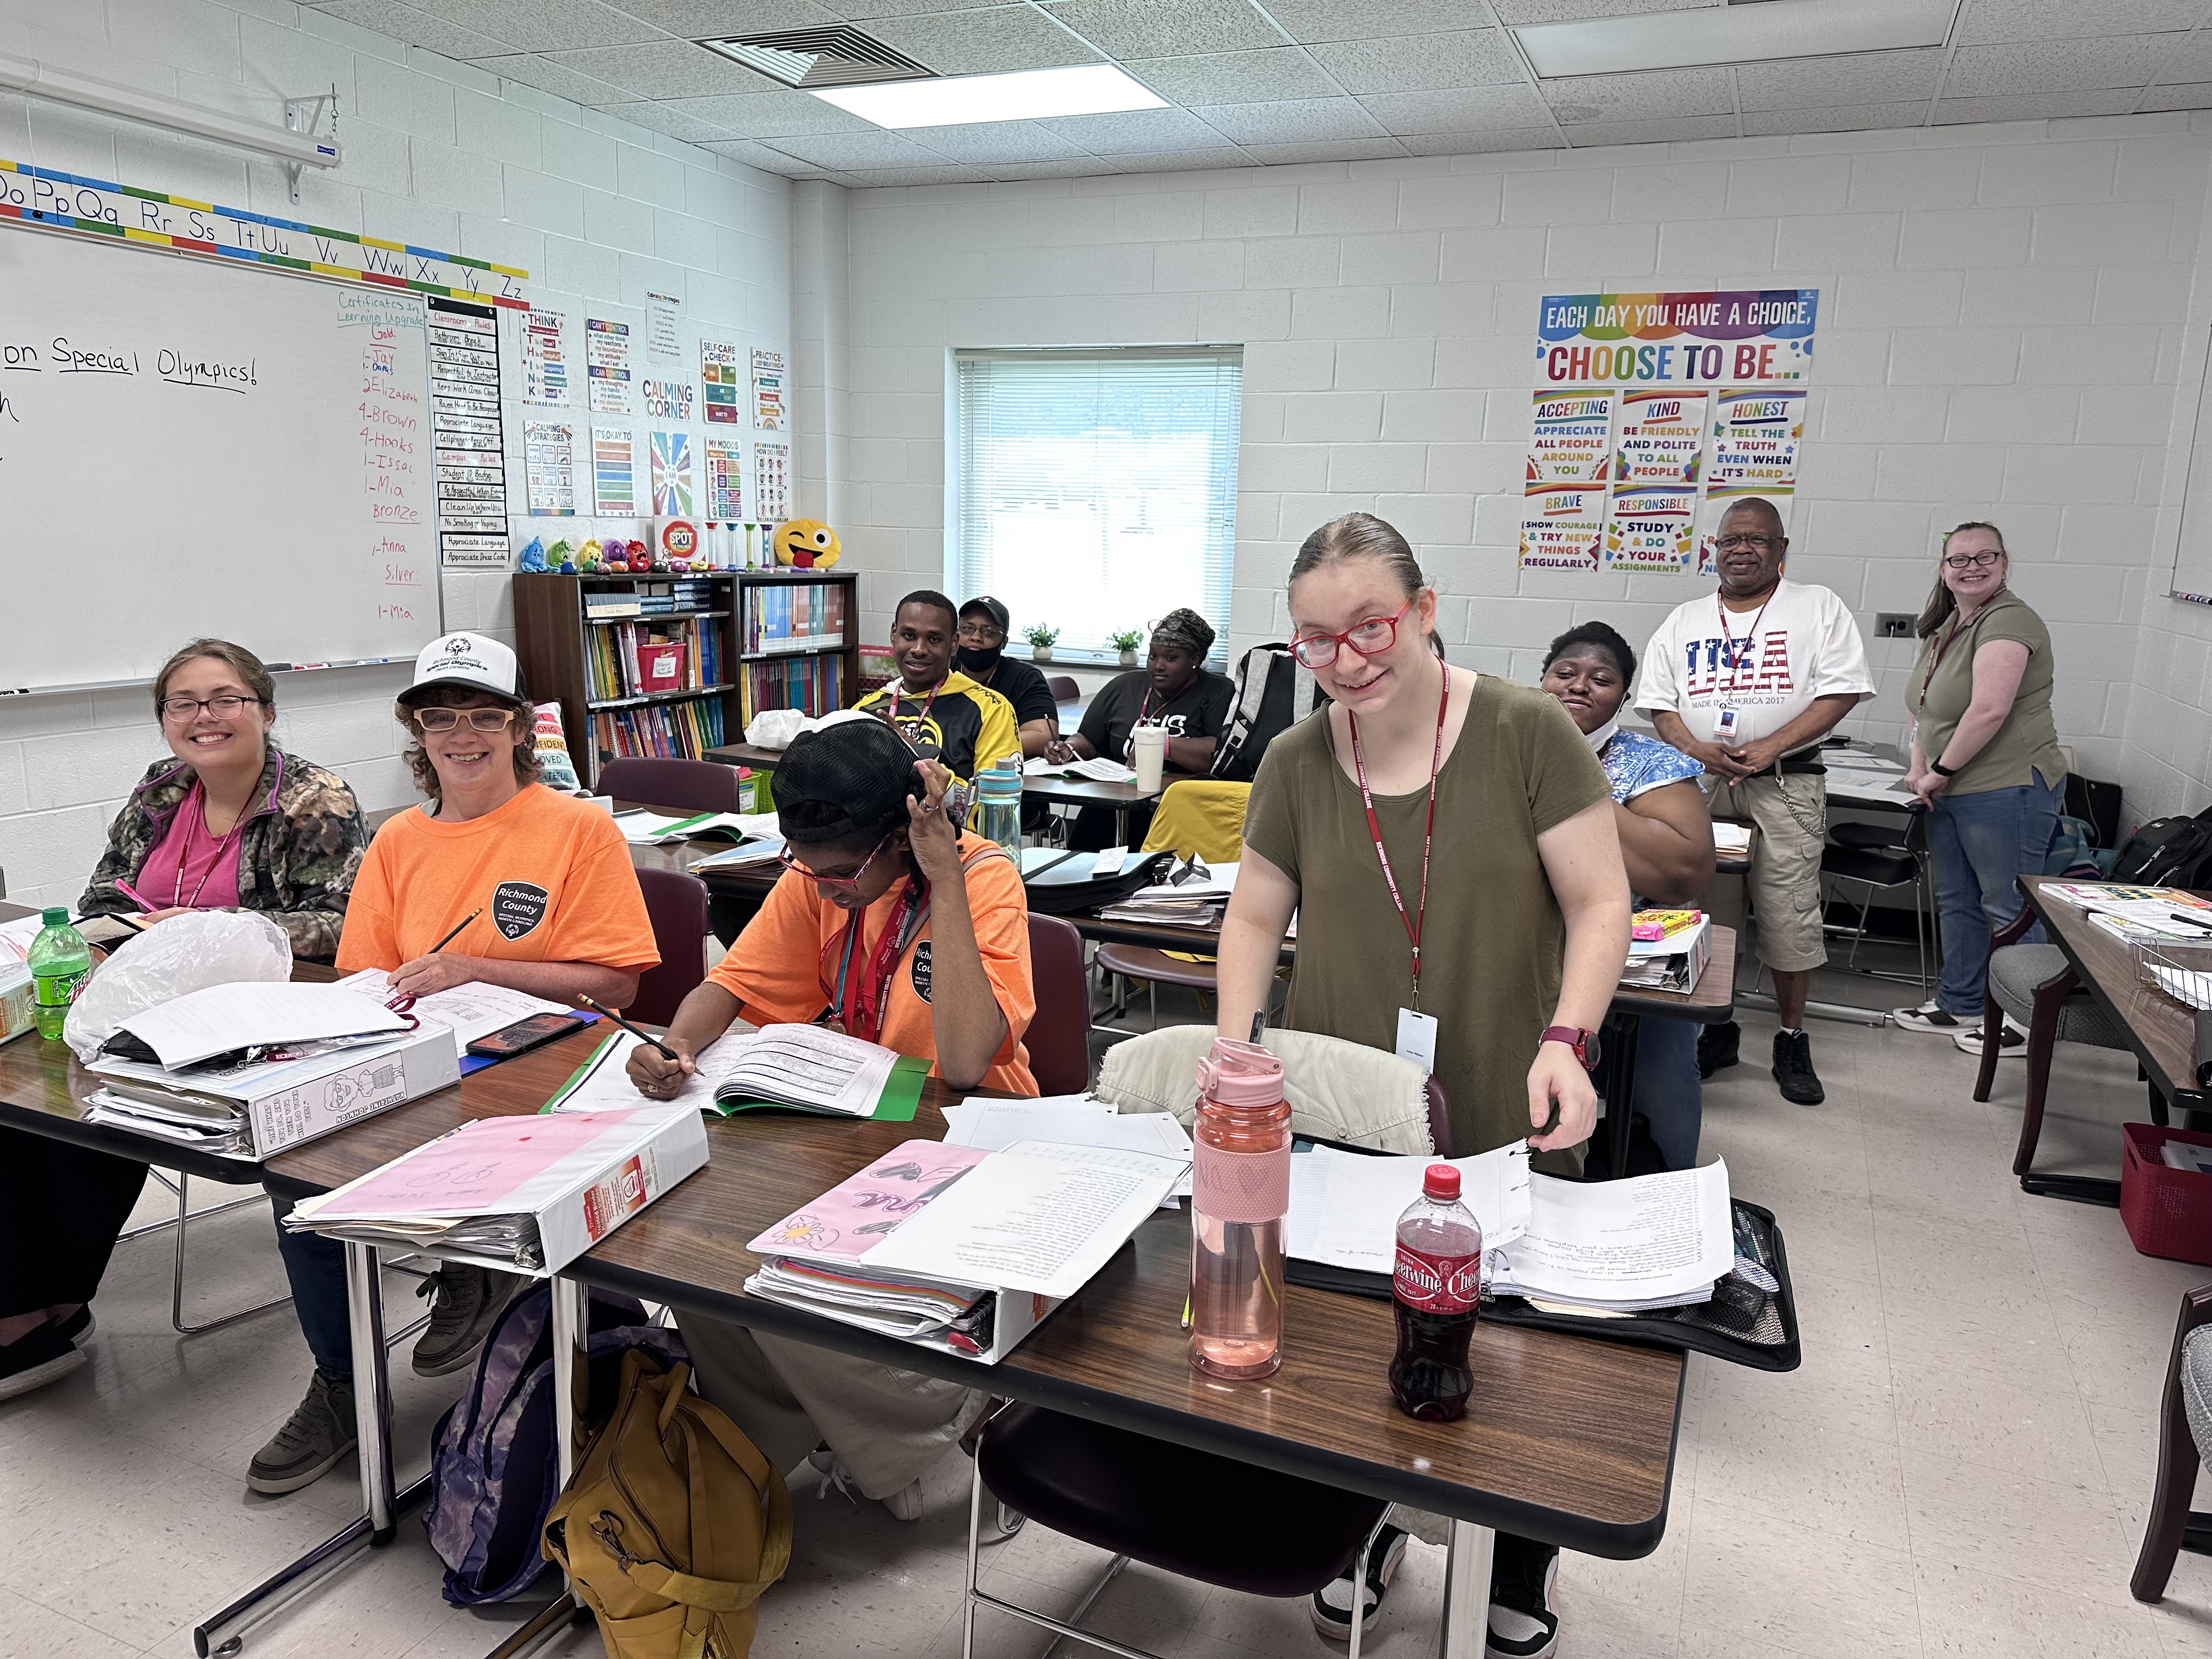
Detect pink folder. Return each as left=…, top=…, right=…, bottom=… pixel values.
left=748, top=1139, right=988, bottom=1262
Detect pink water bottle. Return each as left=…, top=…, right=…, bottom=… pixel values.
left=1189, top=1038, right=1291, bottom=1379
left=1389, top=1165, right=1482, bottom=1421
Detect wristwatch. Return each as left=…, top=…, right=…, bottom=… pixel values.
left=1538, top=1025, right=1602, bottom=1070
left=1928, top=758, right=1957, bottom=777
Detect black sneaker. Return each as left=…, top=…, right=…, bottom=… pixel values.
left=0, top=1322, right=86, bottom=1404
left=1771, top=1029, right=1825, bottom=1105
left=1696, top=1019, right=1740, bottom=1079
left=413, top=1263, right=517, bottom=1377
left=1487, top=1542, right=1559, bottom=1658
left=1310, top=1524, right=1408, bottom=1641
left=51, top=1306, right=94, bottom=1345
left=247, top=1370, right=357, bottom=1494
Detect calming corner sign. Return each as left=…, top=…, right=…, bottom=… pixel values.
left=0, top=157, right=527, bottom=308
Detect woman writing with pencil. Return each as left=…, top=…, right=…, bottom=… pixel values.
left=246, top=633, right=661, bottom=1502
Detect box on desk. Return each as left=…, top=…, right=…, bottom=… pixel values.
left=0, top=966, right=33, bottom=1046
left=1620, top=915, right=1712, bottom=994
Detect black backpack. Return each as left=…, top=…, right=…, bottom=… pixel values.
left=2111, top=807, right=2212, bottom=888
left=1211, top=644, right=1324, bottom=783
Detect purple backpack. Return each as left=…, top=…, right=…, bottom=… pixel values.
left=424, top=1283, right=687, bottom=1606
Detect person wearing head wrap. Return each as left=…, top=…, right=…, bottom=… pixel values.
left=1045, top=608, right=1234, bottom=851
left=625, top=710, right=1036, bottom=1526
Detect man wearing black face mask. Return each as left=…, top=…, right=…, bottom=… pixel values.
left=956, top=596, right=1058, bottom=759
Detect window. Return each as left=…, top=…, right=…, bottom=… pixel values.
left=951, top=347, right=1242, bottom=660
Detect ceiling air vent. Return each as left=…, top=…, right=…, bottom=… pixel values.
left=699, top=27, right=935, bottom=89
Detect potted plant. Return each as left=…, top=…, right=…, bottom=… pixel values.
left=1024, top=623, right=1059, bottom=663
left=1109, top=628, right=1143, bottom=667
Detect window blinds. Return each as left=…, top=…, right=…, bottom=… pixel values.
left=952, top=348, right=1242, bottom=658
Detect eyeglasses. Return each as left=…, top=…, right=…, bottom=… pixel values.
left=1290, top=599, right=1414, bottom=669
left=778, top=832, right=894, bottom=895
left=1942, top=551, right=2003, bottom=569
left=415, top=708, right=517, bottom=732
left=957, top=621, right=1006, bottom=645
left=1714, top=533, right=1779, bottom=553
left=160, top=695, right=262, bottom=722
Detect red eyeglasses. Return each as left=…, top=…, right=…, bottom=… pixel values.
left=778, top=832, right=894, bottom=895
left=1290, top=599, right=1414, bottom=669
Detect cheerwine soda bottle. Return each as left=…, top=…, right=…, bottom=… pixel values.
left=1188, top=1037, right=1291, bottom=1379
left=1389, top=1164, right=1482, bottom=1421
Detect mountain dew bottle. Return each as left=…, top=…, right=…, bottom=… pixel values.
left=28, top=908, right=91, bottom=1041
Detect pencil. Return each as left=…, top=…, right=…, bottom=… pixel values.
left=427, top=909, right=482, bottom=954
left=577, top=994, right=681, bottom=1063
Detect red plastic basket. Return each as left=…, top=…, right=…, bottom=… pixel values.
left=2119, top=1122, right=2212, bottom=1266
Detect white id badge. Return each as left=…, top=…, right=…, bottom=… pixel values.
left=1395, top=1007, right=1439, bottom=1073
left=1091, top=845, right=1128, bottom=877
left=1713, top=707, right=1741, bottom=741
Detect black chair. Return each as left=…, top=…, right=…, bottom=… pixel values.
left=962, top=1402, right=1391, bottom=1659
left=2130, top=1282, right=2212, bottom=1602
left=1819, top=808, right=1931, bottom=984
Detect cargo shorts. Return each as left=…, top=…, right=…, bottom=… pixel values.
left=1706, top=771, right=1829, bottom=974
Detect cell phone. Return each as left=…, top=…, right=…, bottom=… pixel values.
left=466, top=1011, right=590, bottom=1060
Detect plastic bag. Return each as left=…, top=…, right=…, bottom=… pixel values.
left=66, top=910, right=292, bottom=1062
left=744, top=708, right=806, bottom=749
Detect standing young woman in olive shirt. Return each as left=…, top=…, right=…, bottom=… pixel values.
left=1892, top=521, right=2067, bottom=1054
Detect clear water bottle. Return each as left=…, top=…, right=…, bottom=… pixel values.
left=1189, top=1037, right=1290, bottom=1379
left=974, top=758, right=1022, bottom=851
left=27, top=907, right=92, bottom=1042
left=1389, top=1164, right=1482, bottom=1422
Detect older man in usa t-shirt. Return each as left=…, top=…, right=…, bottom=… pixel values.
left=1637, top=497, right=1872, bottom=1108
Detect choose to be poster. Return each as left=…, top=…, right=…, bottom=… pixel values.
left=1525, top=390, right=1612, bottom=487
left=1701, top=387, right=1807, bottom=571
left=1519, top=485, right=1604, bottom=572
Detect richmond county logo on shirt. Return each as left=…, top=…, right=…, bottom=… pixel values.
left=491, top=881, right=549, bottom=941
left=910, top=940, right=933, bottom=1003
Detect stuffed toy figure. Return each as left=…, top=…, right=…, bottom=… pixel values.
left=774, top=519, right=841, bottom=569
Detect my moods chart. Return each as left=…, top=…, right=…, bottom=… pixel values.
left=1519, top=291, right=1816, bottom=576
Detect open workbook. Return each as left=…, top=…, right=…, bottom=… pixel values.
left=546, top=1025, right=929, bottom=1121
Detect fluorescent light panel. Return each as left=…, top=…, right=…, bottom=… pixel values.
left=809, top=63, right=1165, bottom=129
left=1515, top=0, right=1954, bottom=78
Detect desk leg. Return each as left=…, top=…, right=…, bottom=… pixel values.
left=1437, top=1520, right=1493, bottom=1659
left=1602, top=1013, right=1641, bottom=1181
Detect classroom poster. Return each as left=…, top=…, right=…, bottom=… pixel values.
left=644, top=378, right=694, bottom=422
left=646, top=291, right=681, bottom=359
left=1525, top=290, right=1818, bottom=578
left=592, top=427, right=635, bottom=516
left=523, top=420, right=575, bottom=516
left=651, top=430, right=694, bottom=516
left=701, top=339, right=741, bottom=424
left=705, top=435, right=744, bottom=521
left=1700, top=387, right=1807, bottom=573
left=751, top=347, right=786, bottom=430
left=586, top=318, right=631, bottom=414
left=1523, top=390, right=1613, bottom=488
left=753, top=439, right=789, bottom=521
left=521, top=308, right=569, bottom=405
left=428, top=295, right=511, bottom=568
left=1518, top=486, right=1603, bottom=573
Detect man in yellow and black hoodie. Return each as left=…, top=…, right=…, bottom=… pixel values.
left=852, top=589, right=1021, bottom=786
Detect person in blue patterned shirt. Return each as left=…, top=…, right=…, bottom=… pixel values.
left=1539, top=623, right=1716, bottom=1172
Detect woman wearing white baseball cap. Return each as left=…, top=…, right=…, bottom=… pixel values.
left=248, top=632, right=663, bottom=1499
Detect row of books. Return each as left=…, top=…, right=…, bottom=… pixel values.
left=584, top=578, right=725, bottom=619
left=586, top=618, right=721, bottom=702
left=739, top=655, right=844, bottom=725
left=591, top=696, right=726, bottom=763
left=743, top=582, right=848, bottom=655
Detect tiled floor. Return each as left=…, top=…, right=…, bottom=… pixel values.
left=5, top=966, right=2212, bottom=1658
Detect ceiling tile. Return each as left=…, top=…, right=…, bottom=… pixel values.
left=2158, top=33, right=2212, bottom=81
left=1039, top=104, right=1238, bottom=153
left=2137, top=81, right=2212, bottom=112
left=1732, top=48, right=1946, bottom=111
left=313, top=1, right=507, bottom=59
left=1944, top=35, right=2185, bottom=97
left=1739, top=100, right=1929, bottom=136
left=659, top=90, right=877, bottom=136
left=701, top=137, right=824, bottom=173
left=1931, top=89, right=2144, bottom=122
left=1360, top=85, right=1553, bottom=134
left=1101, top=145, right=1255, bottom=171
left=762, top=128, right=949, bottom=167
left=1122, top=49, right=1339, bottom=105
left=473, top=52, right=640, bottom=106
left=430, top=0, right=663, bottom=51
left=911, top=119, right=1092, bottom=162
left=1491, top=0, right=1717, bottom=20
left=866, top=6, right=1103, bottom=74
left=838, top=164, right=996, bottom=185
left=1398, top=126, right=1564, bottom=155
left=1042, top=0, right=1286, bottom=59
left=607, top=0, right=844, bottom=34
left=587, top=99, right=735, bottom=140
left=544, top=38, right=782, bottom=97
left=1560, top=113, right=1739, bottom=146
left=1539, top=67, right=1733, bottom=122
left=984, top=157, right=1126, bottom=178
left=1304, top=30, right=1525, bottom=95
left=1955, top=0, right=2204, bottom=47
left=1242, top=137, right=1408, bottom=165
left=1265, top=0, right=1491, bottom=44
left=827, top=0, right=1037, bottom=16
left=1190, top=96, right=1390, bottom=145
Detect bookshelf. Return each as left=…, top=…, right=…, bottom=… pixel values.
left=512, top=569, right=859, bottom=791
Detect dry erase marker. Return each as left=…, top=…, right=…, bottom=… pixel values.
left=576, top=994, right=681, bottom=1063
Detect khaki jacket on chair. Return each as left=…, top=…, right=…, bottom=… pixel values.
left=1094, top=1025, right=1435, bottom=1155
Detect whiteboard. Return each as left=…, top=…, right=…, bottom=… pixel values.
left=0, top=225, right=443, bottom=692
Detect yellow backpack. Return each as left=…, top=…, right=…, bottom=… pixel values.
left=544, top=1349, right=792, bottom=1659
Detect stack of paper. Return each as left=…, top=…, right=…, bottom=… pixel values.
left=1618, top=914, right=1712, bottom=992
left=2041, top=882, right=2212, bottom=945
left=1023, top=755, right=1136, bottom=783
left=1712, top=822, right=1753, bottom=857
left=1095, top=859, right=1239, bottom=927
left=1491, top=1160, right=1736, bottom=1313
left=336, top=969, right=574, bottom=1062
left=544, top=1025, right=928, bottom=1121
left=611, top=808, right=778, bottom=847
left=941, top=1095, right=1193, bottom=1203
left=1287, top=1142, right=1532, bottom=1273
left=690, top=834, right=788, bottom=870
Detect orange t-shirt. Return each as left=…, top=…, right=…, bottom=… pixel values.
left=337, top=785, right=660, bottom=976
left=708, top=831, right=1037, bottom=1096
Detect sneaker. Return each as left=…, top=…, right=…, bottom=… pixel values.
left=1891, top=1000, right=1969, bottom=1033
left=247, top=1370, right=356, bottom=1495
left=1310, top=1524, right=1408, bottom=1641
left=412, top=1263, right=516, bottom=1378
left=1771, top=1030, right=1825, bottom=1106
left=806, top=1447, right=928, bottom=1522
left=1487, top=1543, right=1560, bottom=1659
left=0, top=1323, right=86, bottom=1403
left=1696, top=1019, right=1740, bottom=1079
left=50, top=1306, right=94, bottom=1345
left=881, top=1479, right=926, bottom=1522
left=1955, top=1017, right=2028, bottom=1058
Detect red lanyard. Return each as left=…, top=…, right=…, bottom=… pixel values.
left=174, top=782, right=246, bottom=909
left=887, top=682, right=939, bottom=738
left=823, top=879, right=924, bottom=1044
left=1346, top=669, right=1451, bottom=1009
left=1717, top=591, right=1774, bottom=675
left=1122, top=687, right=1159, bottom=761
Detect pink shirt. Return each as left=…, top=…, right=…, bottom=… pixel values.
left=135, top=781, right=245, bottom=911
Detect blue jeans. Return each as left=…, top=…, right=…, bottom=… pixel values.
left=271, top=1195, right=353, bottom=1380
left=1928, top=769, right=2063, bottom=1017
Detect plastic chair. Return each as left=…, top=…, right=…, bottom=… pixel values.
left=1024, top=914, right=1092, bottom=1097
left=1046, top=675, right=1079, bottom=703
left=1818, top=807, right=1931, bottom=984
left=596, top=756, right=747, bottom=814
left=2130, top=1283, right=2212, bottom=1602
left=629, top=866, right=711, bottom=1027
